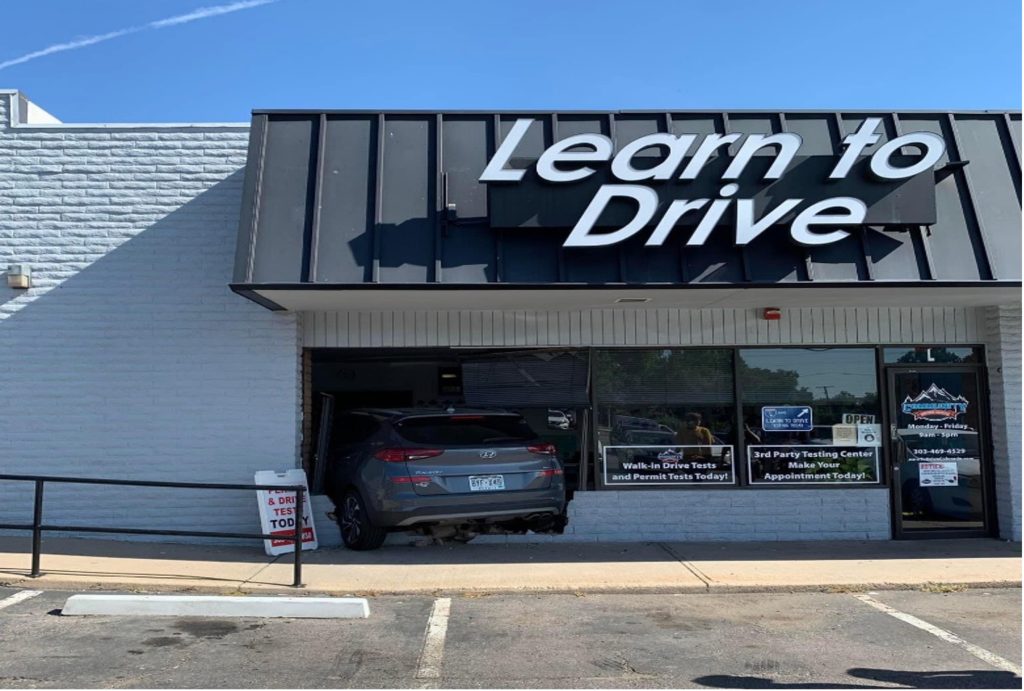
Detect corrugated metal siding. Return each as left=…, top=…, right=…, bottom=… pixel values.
left=302, top=306, right=981, bottom=348
left=237, top=110, right=1021, bottom=288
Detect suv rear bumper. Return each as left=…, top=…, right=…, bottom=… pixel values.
left=369, top=489, right=565, bottom=528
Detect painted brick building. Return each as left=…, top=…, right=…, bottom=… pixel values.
left=1, top=90, right=1020, bottom=545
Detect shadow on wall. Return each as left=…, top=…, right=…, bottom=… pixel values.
left=333, top=153, right=913, bottom=285
left=0, top=170, right=301, bottom=534
left=339, top=219, right=910, bottom=287
left=0, top=170, right=243, bottom=312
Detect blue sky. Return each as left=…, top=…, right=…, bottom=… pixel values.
left=1, top=0, right=1020, bottom=123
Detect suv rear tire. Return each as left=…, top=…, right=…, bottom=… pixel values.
left=338, top=489, right=387, bottom=550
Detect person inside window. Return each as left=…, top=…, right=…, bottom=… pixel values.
left=676, top=412, right=714, bottom=459
left=743, top=415, right=762, bottom=444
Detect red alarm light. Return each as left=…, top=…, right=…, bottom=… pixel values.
left=762, top=308, right=782, bottom=321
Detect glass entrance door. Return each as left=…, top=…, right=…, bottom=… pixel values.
left=887, top=367, right=991, bottom=536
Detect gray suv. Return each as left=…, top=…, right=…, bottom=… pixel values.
left=325, top=408, right=566, bottom=550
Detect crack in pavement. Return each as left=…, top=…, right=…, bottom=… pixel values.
left=657, top=542, right=712, bottom=589
left=237, top=554, right=283, bottom=590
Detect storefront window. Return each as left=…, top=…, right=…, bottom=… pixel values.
left=883, top=346, right=982, bottom=364
left=739, top=348, right=881, bottom=485
left=594, top=349, right=736, bottom=487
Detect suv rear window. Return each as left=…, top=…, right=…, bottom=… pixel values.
left=395, top=415, right=537, bottom=446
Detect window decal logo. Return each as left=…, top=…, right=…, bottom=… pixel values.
left=901, top=383, right=969, bottom=421
left=656, top=449, right=684, bottom=463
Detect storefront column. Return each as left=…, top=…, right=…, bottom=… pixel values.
left=984, top=305, right=1022, bottom=541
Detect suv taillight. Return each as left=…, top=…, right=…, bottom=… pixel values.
left=391, top=475, right=433, bottom=484
left=527, top=442, right=557, bottom=455
left=374, top=448, right=444, bottom=463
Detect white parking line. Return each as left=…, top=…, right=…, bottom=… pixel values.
left=0, top=589, right=42, bottom=611
left=415, top=597, right=452, bottom=686
left=853, top=593, right=1022, bottom=676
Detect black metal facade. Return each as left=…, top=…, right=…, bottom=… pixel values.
left=233, top=111, right=1022, bottom=291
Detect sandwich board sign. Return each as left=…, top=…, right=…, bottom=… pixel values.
left=255, top=469, right=318, bottom=556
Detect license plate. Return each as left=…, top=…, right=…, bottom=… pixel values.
left=469, top=475, right=505, bottom=491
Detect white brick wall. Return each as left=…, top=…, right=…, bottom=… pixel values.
left=0, top=92, right=301, bottom=539
left=565, top=490, right=891, bottom=541
left=984, top=304, right=1022, bottom=541
left=474, top=489, right=890, bottom=543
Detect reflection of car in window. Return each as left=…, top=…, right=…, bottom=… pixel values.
left=898, top=427, right=982, bottom=522
left=612, top=414, right=674, bottom=434
left=621, top=430, right=677, bottom=445
left=547, top=410, right=570, bottom=430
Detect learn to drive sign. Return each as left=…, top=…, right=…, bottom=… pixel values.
left=761, top=406, right=813, bottom=432
left=480, top=117, right=944, bottom=248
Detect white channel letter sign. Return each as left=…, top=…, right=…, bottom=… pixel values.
left=478, top=117, right=945, bottom=248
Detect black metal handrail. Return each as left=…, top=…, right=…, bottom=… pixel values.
left=0, top=473, right=308, bottom=587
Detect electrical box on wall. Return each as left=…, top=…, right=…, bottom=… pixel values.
left=6, top=264, right=31, bottom=289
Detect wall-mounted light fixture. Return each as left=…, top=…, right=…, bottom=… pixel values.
left=762, top=307, right=782, bottom=321
left=6, top=264, right=31, bottom=289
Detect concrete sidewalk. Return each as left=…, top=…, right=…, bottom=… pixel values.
left=0, top=535, right=1018, bottom=595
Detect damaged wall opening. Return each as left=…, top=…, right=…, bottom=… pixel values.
left=304, top=348, right=592, bottom=541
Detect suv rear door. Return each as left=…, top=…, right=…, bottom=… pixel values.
left=391, top=414, right=559, bottom=496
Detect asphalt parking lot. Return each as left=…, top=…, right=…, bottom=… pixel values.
left=0, top=586, right=1019, bottom=688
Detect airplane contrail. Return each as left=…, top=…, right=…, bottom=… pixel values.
left=0, top=0, right=279, bottom=71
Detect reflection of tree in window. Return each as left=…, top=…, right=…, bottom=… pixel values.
left=738, top=348, right=880, bottom=445
left=893, top=347, right=978, bottom=364
left=593, top=349, right=736, bottom=448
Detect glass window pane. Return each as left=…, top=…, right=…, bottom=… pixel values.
left=593, top=349, right=734, bottom=405
left=739, top=348, right=881, bottom=485
left=594, top=349, right=737, bottom=487
left=462, top=351, right=590, bottom=407
left=883, top=347, right=981, bottom=364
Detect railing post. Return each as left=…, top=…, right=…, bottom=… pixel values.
left=31, top=480, right=44, bottom=577
left=292, top=487, right=303, bottom=587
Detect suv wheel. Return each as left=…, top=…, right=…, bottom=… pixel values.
left=338, top=490, right=387, bottom=550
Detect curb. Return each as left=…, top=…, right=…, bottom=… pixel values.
left=6, top=575, right=1019, bottom=597
left=61, top=594, right=370, bottom=618
left=281, top=581, right=1023, bottom=596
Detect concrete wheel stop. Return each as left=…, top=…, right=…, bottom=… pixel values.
left=61, top=594, right=370, bottom=618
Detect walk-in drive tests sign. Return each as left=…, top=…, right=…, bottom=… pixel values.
left=603, top=445, right=736, bottom=486
left=761, top=406, right=813, bottom=432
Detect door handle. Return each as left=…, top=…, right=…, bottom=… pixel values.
left=890, top=425, right=904, bottom=472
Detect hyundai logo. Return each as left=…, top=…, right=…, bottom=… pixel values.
left=479, top=450, right=497, bottom=459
